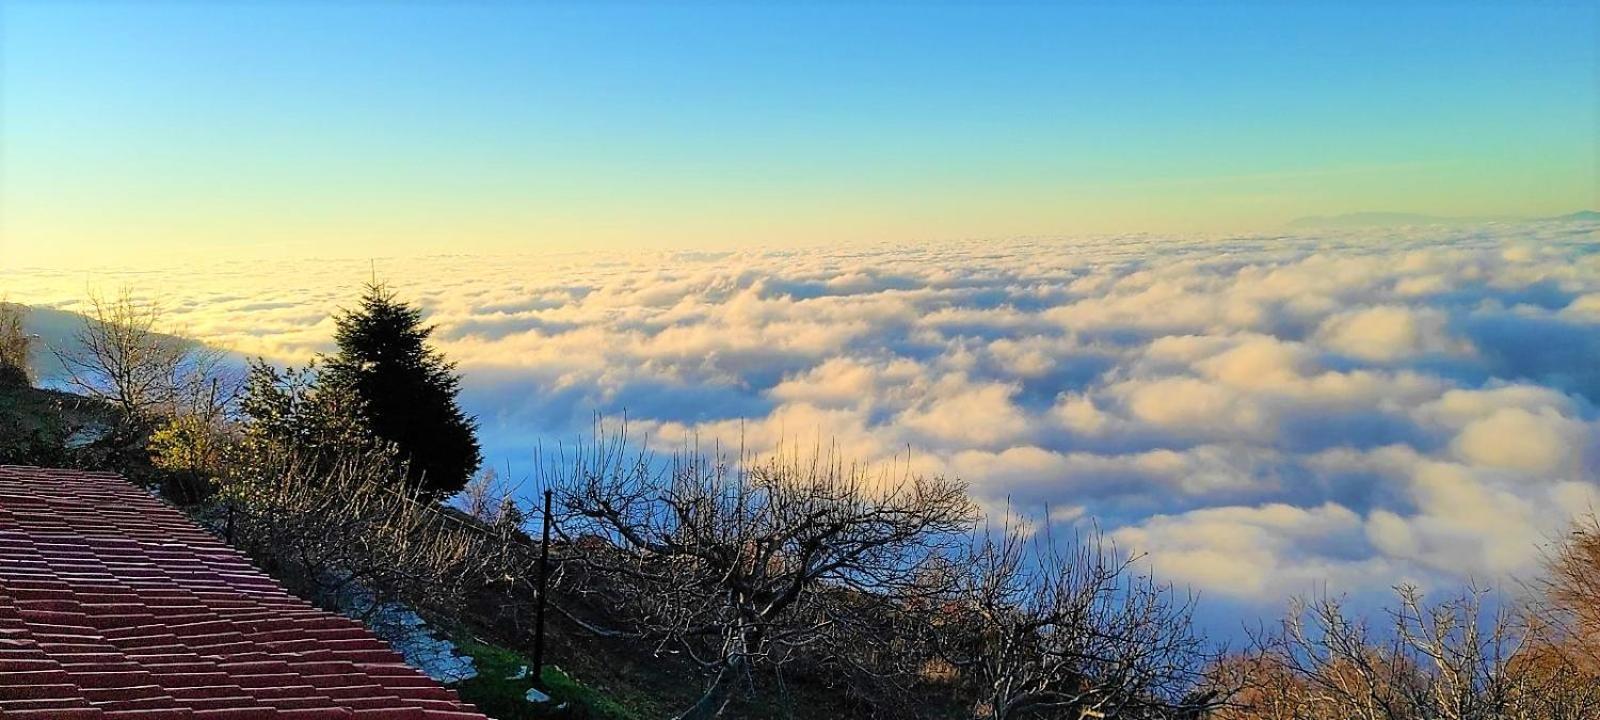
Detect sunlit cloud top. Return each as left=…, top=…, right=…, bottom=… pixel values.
left=6, top=222, right=1600, bottom=616
left=2, top=1, right=1595, bottom=265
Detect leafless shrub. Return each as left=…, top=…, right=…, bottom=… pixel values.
left=541, top=428, right=976, bottom=720
left=939, top=516, right=1225, bottom=720
left=219, top=447, right=524, bottom=635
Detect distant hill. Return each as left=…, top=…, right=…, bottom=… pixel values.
left=4, top=302, right=238, bottom=384
left=1289, top=212, right=1459, bottom=228
left=1288, top=210, right=1598, bottom=229
left=7, top=303, right=92, bottom=381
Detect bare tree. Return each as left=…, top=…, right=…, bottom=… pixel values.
left=458, top=465, right=525, bottom=529
left=1533, top=513, right=1600, bottom=671
left=54, top=287, right=239, bottom=421
left=1237, top=585, right=1598, bottom=720
left=542, top=429, right=976, bottom=720
left=1206, top=653, right=1312, bottom=720
left=938, top=516, right=1224, bottom=720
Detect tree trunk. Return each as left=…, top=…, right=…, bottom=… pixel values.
left=675, top=655, right=747, bottom=720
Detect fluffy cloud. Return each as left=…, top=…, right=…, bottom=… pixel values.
left=1110, top=502, right=1392, bottom=599
left=1315, top=305, right=1474, bottom=362
left=1450, top=407, right=1590, bottom=475
left=5, top=220, right=1599, bottom=612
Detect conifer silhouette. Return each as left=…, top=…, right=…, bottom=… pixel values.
left=323, top=283, right=481, bottom=496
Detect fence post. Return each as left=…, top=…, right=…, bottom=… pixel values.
left=531, top=489, right=553, bottom=682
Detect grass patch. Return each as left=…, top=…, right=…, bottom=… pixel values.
left=450, top=638, right=646, bottom=720
left=540, top=664, right=645, bottom=720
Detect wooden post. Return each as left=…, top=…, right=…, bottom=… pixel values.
left=531, top=489, right=553, bottom=681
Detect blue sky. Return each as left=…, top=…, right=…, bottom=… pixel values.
left=1, top=0, right=1595, bottom=264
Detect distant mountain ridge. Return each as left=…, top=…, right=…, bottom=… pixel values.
left=3, top=302, right=236, bottom=384
left=5, top=302, right=92, bottom=381
left=1288, top=210, right=1598, bottom=229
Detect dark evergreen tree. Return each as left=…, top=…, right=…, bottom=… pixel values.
left=321, top=283, right=481, bottom=496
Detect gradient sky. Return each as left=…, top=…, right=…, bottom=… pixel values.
left=2, top=0, right=1595, bottom=266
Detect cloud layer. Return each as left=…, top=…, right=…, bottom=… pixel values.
left=7, top=222, right=1599, bottom=611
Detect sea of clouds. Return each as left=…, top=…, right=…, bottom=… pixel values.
left=7, top=221, right=1600, bottom=618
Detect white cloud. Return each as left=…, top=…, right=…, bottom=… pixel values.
left=898, top=375, right=1032, bottom=450
left=1315, top=304, right=1474, bottom=361
left=1115, top=376, right=1269, bottom=441
left=6, top=221, right=1599, bottom=607
left=1449, top=407, right=1591, bottom=476
left=1195, top=335, right=1314, bottom=389
left=1110, top=502, right=1388, bottom=599
left=1562, top=293, right=1600, bottom=321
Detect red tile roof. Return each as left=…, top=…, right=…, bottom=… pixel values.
left=0, top=466, right=490, bottom=720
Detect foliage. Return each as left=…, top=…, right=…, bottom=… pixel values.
left=322, top=282, right=481, bottom=497
left=0, top=367, right=141, bottom=474
left=0, top=382, right=77, bottom=466
left=234, top=359, right=387, bottom=474
left=147, top=412, right=235, bottom=503
left=0, top=301, right=31, bottom=387
left=150, top=412, right=232, bottom=475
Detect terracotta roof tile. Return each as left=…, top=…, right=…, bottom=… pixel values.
left=0, top=466, right=489, bottom=720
